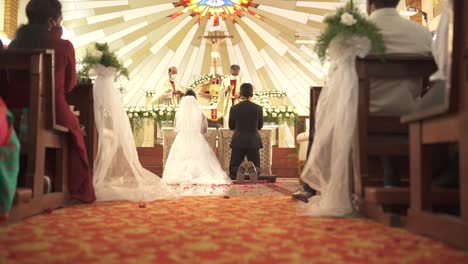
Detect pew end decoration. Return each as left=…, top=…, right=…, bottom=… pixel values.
left=314, top=0, right=385, bottom=62
left=298, top=0, right=386, bottom=217
left=77, top=43, right=129, bottom=82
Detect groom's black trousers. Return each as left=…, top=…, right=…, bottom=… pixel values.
left=229, top=148, right=261, bottom=179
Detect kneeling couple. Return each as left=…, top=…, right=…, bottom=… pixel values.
left=162, top=83, right=264, bottom=185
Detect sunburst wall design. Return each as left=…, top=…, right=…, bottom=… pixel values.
left=57, top=0, right=367, bottom=115
left=172, top=0, right=261, bottom=25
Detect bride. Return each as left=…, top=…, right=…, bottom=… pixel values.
left=162, top=90, right=231, bottom=185
left=92, top=65, right=174, bottom=202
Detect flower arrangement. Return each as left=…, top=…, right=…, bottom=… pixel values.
left=254, top=91, right=287, bottom=98
left=263, top=106, right=298, bottom=126
left=314, top=0, right=385, bottom=61
left=188, top=74, right=228, bottom=90
left=204, top=89, right=297, bottom=124
left=125, top=103, right=297, bottom=129
left=77, top=42, right=129, bottom=82
left=125, top=88, right=296, bottom=131
left=145, top=90, right=156, bottom=97
left=124, top=105, right=178, bottom=131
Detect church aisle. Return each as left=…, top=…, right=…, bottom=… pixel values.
left=1, top=180, right=467, bottom=263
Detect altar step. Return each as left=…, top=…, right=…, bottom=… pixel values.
left=136, top=146, right=299, bottom=178
left=271, top=147, right=298, bottom=178
left=144, top=166, right=163, bottom=175
left=137, top=147, right=164, bottom=175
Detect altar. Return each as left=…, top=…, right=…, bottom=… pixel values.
left=126, top=86, right=298, bottom=148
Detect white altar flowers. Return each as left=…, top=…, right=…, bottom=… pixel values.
left=340, top=12, right=357, bottom=26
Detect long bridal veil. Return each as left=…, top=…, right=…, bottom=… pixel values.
left=162, top=96, right=231, bottom=186
left=92, top=65, right=174, bottom=202
left=298, top=36, right=371, bottom=217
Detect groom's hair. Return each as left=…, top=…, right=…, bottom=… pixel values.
left=184, top=89, right=197, bottom=98
left=371, top=0, right=399, bottom=8
left=240, top=83, right=253, bottom=98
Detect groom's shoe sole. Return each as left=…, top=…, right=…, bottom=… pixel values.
left=236, top=162, right=247, bottom=184
left=236, top=171, right=245, bottom=184
left=246, top=162, right=258, bottom=184
left=248, top=172, right=258, bottom=184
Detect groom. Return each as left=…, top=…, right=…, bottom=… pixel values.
left=228, top=83, right=263, bottom=183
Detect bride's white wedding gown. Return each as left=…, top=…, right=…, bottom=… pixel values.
left=92, top=65, right=174, bottom=202
left=162, top=96, right=231, bottom=185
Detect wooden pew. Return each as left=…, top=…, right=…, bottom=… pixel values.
left=306, top=86, right=322, bottom=158
left=66, top=82, right=98, bottom=170
left=0, top=49, right=70, bottom=222
left=296, top=115, right=308, bottom=174
left=400, top=0, right=468, bottom=249
left=307, top=56, right=440, bottom=225
left=354, top=54, right=438, bottom=225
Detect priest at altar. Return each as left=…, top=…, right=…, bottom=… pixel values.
left=156, top=66, right=184, bottom=105
left=217, top=64, right=245, bottom=127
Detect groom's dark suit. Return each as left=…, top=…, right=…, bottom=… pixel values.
left=228, top=100, right=263, bottom=179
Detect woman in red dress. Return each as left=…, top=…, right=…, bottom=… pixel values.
left=7, top=0, right=95, bottom=202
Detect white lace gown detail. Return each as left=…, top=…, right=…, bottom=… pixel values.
left=298, top=36, right=371, bottom=217
left=92, top=65, right=175, bottom=202
left=162, top=96, right=231, bottom=185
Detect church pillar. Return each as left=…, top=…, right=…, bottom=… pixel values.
left=3, top=0, right=18, bottom=39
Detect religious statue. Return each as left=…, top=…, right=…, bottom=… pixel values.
left=199, top=30, right=233, bottom=75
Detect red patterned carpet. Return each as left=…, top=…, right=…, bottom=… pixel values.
left=1, top=195, right=468, bottom=263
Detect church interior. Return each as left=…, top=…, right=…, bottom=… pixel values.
left=1, top=0, right=468, bottom=263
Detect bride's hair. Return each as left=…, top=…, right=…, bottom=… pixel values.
left=184, top=89, right=197, bottom=99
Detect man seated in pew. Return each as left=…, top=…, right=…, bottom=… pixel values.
left=7, top=0, right=95, bottom=203
left=368, top=0, right=434, bottom=188
left=293, top=0, right=433, bottom=201
left=0, top=98, right=20, bottom=222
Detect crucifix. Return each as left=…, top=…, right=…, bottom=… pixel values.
left=198, top=30, right=233, bottom=75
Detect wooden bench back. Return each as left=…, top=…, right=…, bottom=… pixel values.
left=0, top=49, right=60, bottom=190
left=0, top=49, right=62, bottom=132
left=353, top=55, right=436, bottom=190
left=306, top=86, right=322, bottom=157
left=356, top=54, right=437, bottom=134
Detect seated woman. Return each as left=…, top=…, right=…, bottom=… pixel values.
left=0, top=98, right=20, bottom=221
left=7, top=0, right=95, bottom=202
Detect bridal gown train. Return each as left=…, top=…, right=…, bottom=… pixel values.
left=162, top=96, right=232, bottom=185
left=92, top=65, right=174, bottom=202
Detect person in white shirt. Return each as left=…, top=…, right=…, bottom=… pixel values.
left=368, top=0, right=433, bottom=187
left=293, top=0, right=433, bottom=202
left=217, top=64, right=245, bottom=127
left=157, top=66, right=184, bottom=105
left=368, top=0, right=433, bottom=116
